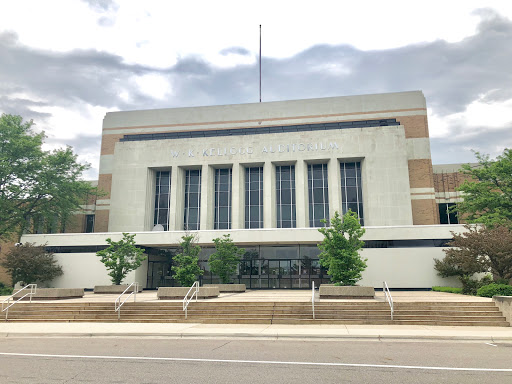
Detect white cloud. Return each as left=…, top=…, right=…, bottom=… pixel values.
left=133, top=74, right=172, bottom=100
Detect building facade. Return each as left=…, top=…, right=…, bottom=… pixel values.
left=17, top=91, right=468, bottom=289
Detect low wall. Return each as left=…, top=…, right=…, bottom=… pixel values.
left=94, top=285, right=143, bottom=294
left=203, top=284, right=246, bottom=292
left=157, top=287, right=220, bottom=300
left=493, top=296, right=512, bottom=326
left=13, top=288, right=84, bottom=300
left=319, top=285, right=375, bottom=299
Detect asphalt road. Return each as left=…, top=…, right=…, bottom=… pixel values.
left=0, top=337, right=511, bottom=383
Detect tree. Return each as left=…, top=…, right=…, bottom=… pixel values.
left=0, top=243, right=63, bottom=286
left=172, top=235, right=203, bottom=287
left=0, top=114, right=98, bottom=241
left=318, top=210, right=366, bottom=286
left=434, top=224, right=512, bottom=293
left=208, top=234, right=245, bottom=284
left=96, top=233, right=146, bottom=285
left=455, top=149, right=512, bottom=227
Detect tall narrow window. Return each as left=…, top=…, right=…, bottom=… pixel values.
left=85, top=214, right=95, bottom=233
left=340, top=162, right=364, bottom=225
left=276, top=165, right=296, bottom=228
left=214, top=168, right=232, bottom=229
left=308, top=163, right=329, bottom=227
left=439, top=203, right=458, bottom=224
left=154, top=171, right=171, bottom=230
left=184, top=169, right=201, bottom=230
left=245, top=167, right=263, bottom=228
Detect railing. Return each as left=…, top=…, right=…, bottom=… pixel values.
left=2, top=284, right=37, bottom=320
left=183, top=281, right=199, bottom=319
left=383, top=281, right=394, bottom=320
left=311, top=281, right=316, bottom=319
left=114, top=282, right=139, bottom=320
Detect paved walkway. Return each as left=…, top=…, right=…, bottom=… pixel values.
left=1, top=290, right=510, bottom=341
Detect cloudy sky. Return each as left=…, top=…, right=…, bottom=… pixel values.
left=1, top=0, right=512, bottom=179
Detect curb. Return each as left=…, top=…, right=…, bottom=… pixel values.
left=2, top=332, right=512, bottom=342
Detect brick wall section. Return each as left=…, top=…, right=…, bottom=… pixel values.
left=100, top=133, right=124, bottom=156
left=98, top=174, right=112, bottom=199
left=64, top=214, right=85, bottom=233
left=408, top=159, right=438, bottom=225
left=94, top=210, right=109, bottom=232
left=411, top=199, right=439, bottom=225
left=0, top=241, right=14, bottom=286
left=408, top=159, right=435, bottom=189
left=433, top=172, right=474, bottom=193
left=397, top=115, right=429, bottom=138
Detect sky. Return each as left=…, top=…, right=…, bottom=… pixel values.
left=1, top=0, right=512, bottom=179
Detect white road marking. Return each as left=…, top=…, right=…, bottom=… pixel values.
left=485, top=343, right=498, bottom=347
left=0, top=352, right=511, bottom=372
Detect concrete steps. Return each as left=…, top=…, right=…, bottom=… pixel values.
left=3, top=301, right=509, bottom=327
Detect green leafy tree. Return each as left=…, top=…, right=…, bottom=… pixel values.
left=0, top=114, right=99, bottom=241
left=318, top=210, right=366, bottom=286
left=96, top=233, right=146, bottom=285
left=1, top=243, right=63, bottom=286
left=455, top=149, right=512, bottom=227
left=172, top=235, right=203, bottom=287
left=434, top=224, right=512, bottom=293
left=208, top=234, right=245, bottom=284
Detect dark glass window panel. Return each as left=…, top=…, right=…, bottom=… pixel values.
left=249, top=190, right=260, bottom=204
left=313, top=167, right=324, bottom=180
left=347, top=203, right=359, bottom=213
left=346, top=187, right=358, bottom=203
left=159, top=194, right=169, bottom=208
left=281, top=189, right=291, bottom=204
left=344, top=163, right=356, bottom=177
left=281, top=205, right=292, bottom=221
left=313, top=187, right=324, bottom=202
left=219, top=192, right=229, bottom=206
left=189, top=192, right=200, bottom=205
left=346, top=178, right=357, bottom=186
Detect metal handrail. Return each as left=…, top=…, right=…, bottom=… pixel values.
left=114, top=282, right=139, bottom=320
left=183, top=281, right=199, bottom=319
left=2, top=284, right=37, bottom=320
left=383, top=281, right=394, bottom=320
left=311, top=281, right=315, bottom=319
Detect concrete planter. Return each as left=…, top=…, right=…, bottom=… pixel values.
left=203, top=284, right=246, bottom=293
left=157, top=287, right=220, bottom=300
left=13, top=288, right=84, bottom=300
left=94, top=285, right=142, bottom=294
left=493, top=296, right=512, bottom=326
left=319, top=285, right=375, bottom=299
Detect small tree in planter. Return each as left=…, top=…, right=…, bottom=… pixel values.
left=318, top=210, right=366, bottom=286
left=1, top=243, right=63, bottom=286
left=208, top=234, right=245, bottom=284
left=172, top=234, right=203, bottom=287
left=96, top=233, right=146, bottom=285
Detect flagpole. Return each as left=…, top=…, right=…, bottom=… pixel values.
left=259, top=24, right=262, bottom=103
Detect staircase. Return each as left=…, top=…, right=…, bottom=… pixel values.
left=3, top=301, right=509, bottom=326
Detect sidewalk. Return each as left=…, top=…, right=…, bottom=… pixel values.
left=1, top=290, right=510, bottom=342
left=1, top=322, right=512, bottom=342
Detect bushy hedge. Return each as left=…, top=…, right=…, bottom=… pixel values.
left=432, top=286, right=463, bottom=294
left=0, top=282, right=13, bottom=296
left=476, top=284, right=512, bottom=298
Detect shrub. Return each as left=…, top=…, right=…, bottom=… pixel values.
left=477, top=284, right=512, bottom=298
left=460, top=274, right=493, bottom=295
left=318, top=211, right=366, bottom=286
left=96, top=233, right=146, bottom=285
left=432, top=286, right=463, bottom=294
left=172, top=235, right=203, bottom=287
left=0, top=243, right=63, bottom=285
left=0, top=282, right=13, bottom=296
left=208, top=234, right=245, bottom=284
